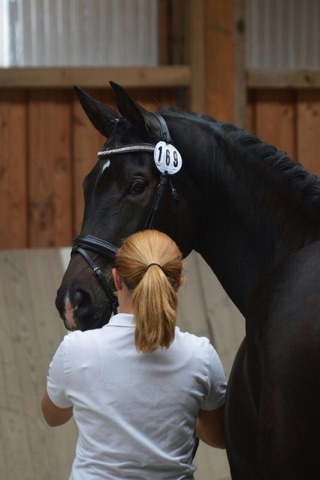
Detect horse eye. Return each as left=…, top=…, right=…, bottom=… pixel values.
left=129, top=179, right=147, bottom=195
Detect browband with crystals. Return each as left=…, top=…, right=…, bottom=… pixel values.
left=98, top=112, right=171, bottom=157
left=97, top=113, right=182, bottom=175
left=98, top=143, right=155, bottom=157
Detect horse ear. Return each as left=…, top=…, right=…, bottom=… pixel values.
left=74, top=86, right=120, bottom=138
left=109, top=81, right=161, bottom=138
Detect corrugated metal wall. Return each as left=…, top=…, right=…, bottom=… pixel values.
left=0, top=0, right=158, bottom=66
left=246, top=0, right=320, bottom=69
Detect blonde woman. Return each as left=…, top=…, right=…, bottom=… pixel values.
left=41, top=230, right=227, bottom=480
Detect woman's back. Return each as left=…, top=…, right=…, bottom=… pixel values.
left=43, top=230, right=227, bottom=479
left=48, top=313, right=226, bottom=479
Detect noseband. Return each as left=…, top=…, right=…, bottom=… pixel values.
left=72, top=234, right=119, bottom=314
left=71, top=114, right=179, bottom=315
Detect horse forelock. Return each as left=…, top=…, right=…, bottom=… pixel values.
left=104, top=117, right=149, bottom=147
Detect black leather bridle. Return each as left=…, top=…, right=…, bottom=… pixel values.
left=71, top=114, right=178, bottom=314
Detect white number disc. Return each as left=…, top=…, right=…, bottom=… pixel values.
left=154, top=141, right=182, bottom=175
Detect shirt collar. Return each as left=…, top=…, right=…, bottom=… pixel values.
left=106, top=313, right=135, bottom=328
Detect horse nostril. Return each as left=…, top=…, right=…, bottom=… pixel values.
left=56, top=284, right=111, bottom=331
left=71, top=287, right=93, bottom=315
left=69, top=286, right=104, bottom=331
left=73, top=289, right=87, bottom=308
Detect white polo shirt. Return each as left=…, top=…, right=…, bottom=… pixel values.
left=47, top=313, right=227, bottom=480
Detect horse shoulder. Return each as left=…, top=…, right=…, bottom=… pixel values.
left=244, top=241, right=320, bottom=478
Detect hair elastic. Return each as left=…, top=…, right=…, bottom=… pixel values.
left=146, top=262, right=163, bottom=272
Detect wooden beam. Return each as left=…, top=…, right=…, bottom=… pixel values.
left=158, top=0, right=171, bottom=65
left=170, top=0, right=188, bottom=65
left=0, top=66, right=191, bottom=89
left=188, top=0, right=206, bottom=113
left=233, top=0, right=247, bottom=127
left=205, top=0, right=234, bottom=122
left=248, top=69, right=320, bottom=89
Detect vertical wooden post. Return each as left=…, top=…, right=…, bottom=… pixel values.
left=233, top=0, right=247, bottom=127
left=169, top=0, right=246, bottom=122
left=205, top=0, right=234, bottom=121
left=202, top=0, right=245, bottom=126
left=188, top=0, right=206, bottom=113
left=158, top=0, right=170, bottom=65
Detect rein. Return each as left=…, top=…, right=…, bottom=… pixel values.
left=71, top=114, right=179, bottom=314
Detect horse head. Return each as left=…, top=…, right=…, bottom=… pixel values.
left=56, top=82, right=200, bottom=331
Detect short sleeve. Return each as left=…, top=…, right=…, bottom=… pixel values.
left=46, top=339, right=73, bottom=408
left=201, top=343, right=227, bottom=411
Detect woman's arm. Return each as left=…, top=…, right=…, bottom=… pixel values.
left=196, top=405, right=226, bottom=449
left=41, top=390, right=73, bottom=427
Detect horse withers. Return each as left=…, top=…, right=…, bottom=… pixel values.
left=56, top=82, right=320, bottom=479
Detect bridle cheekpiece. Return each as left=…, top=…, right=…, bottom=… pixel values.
left=71, top=113, right=182, bottom=316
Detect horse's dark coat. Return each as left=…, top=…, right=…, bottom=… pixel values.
left=56, top=83, right=320, bottom=479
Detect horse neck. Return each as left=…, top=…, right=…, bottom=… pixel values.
left=175, top=119, right=320, bottom=315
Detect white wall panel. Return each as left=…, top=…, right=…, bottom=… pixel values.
left=246, top=0, right=320, bottom=69
left=0, top=0, right=158, bottom=66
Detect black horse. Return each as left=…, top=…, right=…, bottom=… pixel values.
left=56, top=82, right=320, bottom=479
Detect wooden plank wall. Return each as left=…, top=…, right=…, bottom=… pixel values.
left=1, top=86, right=320, bottom=249
left=0, top=0, right=232, bottom=251
left=247, top=89, right=320, bottom=177
left=0, top=87, right=181, bottom=249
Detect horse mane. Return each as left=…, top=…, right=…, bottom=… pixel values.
left=162, top=107, right=320, bottom=216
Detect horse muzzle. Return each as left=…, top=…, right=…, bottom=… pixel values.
left=55, top=279, right=116, bottom=331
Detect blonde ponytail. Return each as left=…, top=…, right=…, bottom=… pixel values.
left=114, top=230, right=183, bottom=353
